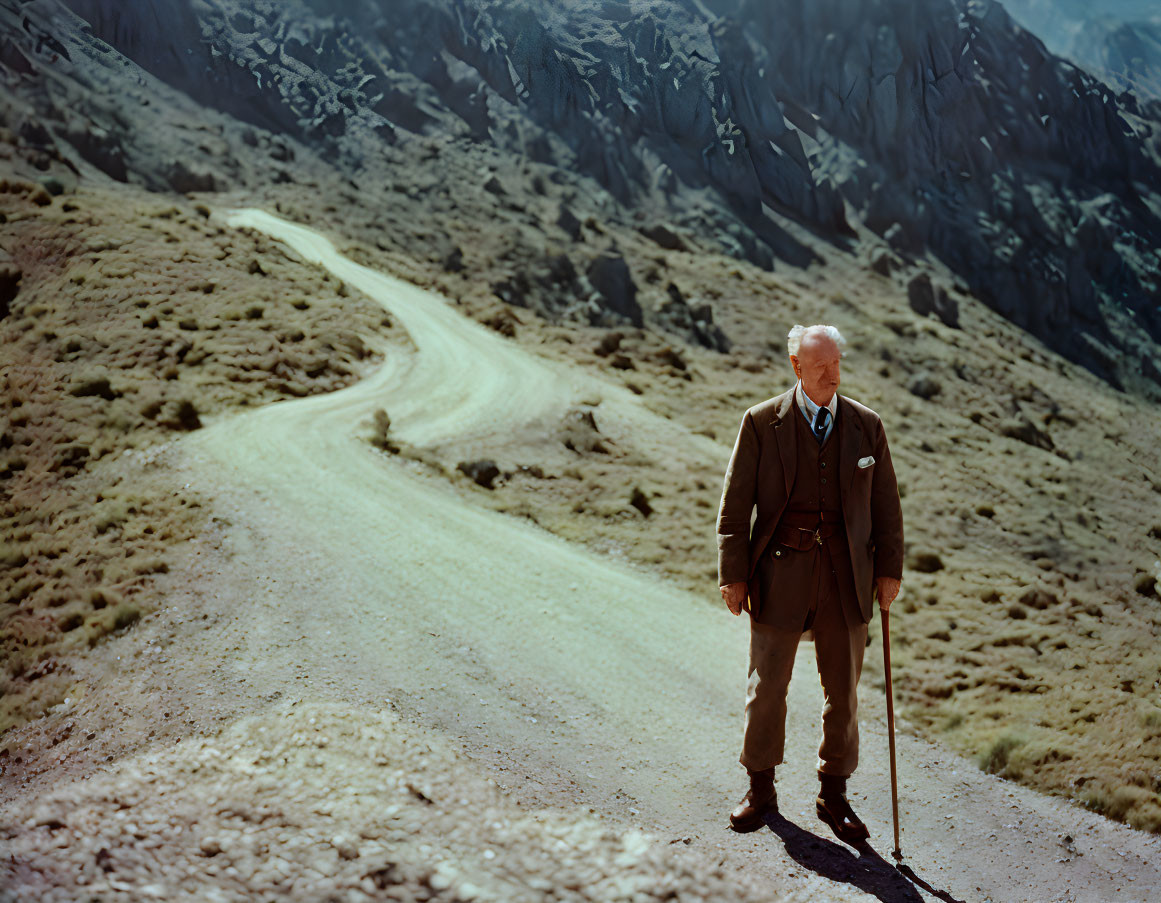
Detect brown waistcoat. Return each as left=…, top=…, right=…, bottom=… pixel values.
left=786, top=400, right=843, bottom=519
left=751, top=402, right=861, bottom=629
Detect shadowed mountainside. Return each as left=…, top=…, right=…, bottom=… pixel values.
left=1, top=0, right=1160, bottom=396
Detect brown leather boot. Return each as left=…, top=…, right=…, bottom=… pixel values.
left=729, top=767, right=776, bottom=832
left=816, top=772, right=869, bottom=844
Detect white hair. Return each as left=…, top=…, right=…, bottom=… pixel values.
left=787, top=323, right=847, bottom=357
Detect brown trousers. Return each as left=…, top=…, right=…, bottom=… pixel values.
left=739, top=539, right=869, bottom=777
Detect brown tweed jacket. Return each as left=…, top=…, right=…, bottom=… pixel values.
left=716, top=386, right=904, bottom=624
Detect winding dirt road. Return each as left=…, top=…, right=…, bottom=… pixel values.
left=4, top=210, right=1159, bottom=902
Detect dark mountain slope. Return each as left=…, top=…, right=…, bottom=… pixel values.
left=2, top=0, right=1160, bottom=394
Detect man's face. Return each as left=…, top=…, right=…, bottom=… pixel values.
left=790, top=334, right=841, bottom=406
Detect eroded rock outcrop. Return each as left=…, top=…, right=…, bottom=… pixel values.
left=2, top=0, right=1158, bottom=390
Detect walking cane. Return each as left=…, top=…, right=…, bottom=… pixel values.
left=880, top=598, right=904, bottom=862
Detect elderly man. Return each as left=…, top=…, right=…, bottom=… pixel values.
left=716, top=323, right=904, bottom=842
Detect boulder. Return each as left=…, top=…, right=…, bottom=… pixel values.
left=870, top=249, right=898, bottom=277
left=655, top=282, right=730, bottom=352
left=629, top=487, right=652, bottom=517
left=491, top=272, right=530, bottom=308
left=906, top=550, right=945, bottom=573
left=456, top=459, right=500, bottom=489
left=907, top=273, right=960, bottom=328
left=638, top=222, right=689, bottom=252
left=442, top=246, right=465, bottom=272
left=907, top=372, right=942, bottom=400
left=167, top=160, right=217, bottom=194
left=0, top=256, right=20, bottom=320
left=556, top=206, right=583, bottom=241
left=998, top=417, right=1054, bottom=451
left=559, top=406, right=610, bottom=454
left=585, top=251, right=642, bottom=327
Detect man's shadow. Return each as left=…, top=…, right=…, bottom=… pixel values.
left=762, top=810, right=965, bottom=903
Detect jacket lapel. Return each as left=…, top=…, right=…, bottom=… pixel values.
left=776, top=389, right=861, bottom=499
left=771, top=387, right=798, bottom=499
left=838, top=395, right=863, bottom=507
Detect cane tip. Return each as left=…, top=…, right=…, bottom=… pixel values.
left=891, top=848, right=904, bottom=862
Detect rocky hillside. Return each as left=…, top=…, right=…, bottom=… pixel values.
left=2, top=0, right=1159, bottom=398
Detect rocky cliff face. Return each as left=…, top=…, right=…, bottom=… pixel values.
left=3, top=0, right=1159, bottom=391
left=709, top=0, right=1161, bottom=384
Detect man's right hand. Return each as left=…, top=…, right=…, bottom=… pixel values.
left=720, top=582, right=748, bottom=616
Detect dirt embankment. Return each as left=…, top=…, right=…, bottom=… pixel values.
left=4, top=695, right=772, bottom=903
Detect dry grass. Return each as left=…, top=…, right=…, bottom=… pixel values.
left=0, top=174, right=409, bottom=733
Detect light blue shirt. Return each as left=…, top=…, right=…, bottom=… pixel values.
left=795, top=379, right=837, bottom=444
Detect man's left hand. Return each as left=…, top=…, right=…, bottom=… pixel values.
left=875, top=576, right=901, bottom=611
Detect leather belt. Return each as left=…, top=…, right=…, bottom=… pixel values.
left=772, top=522, right=840, bottom=550
left=772, top=510, right=844, bottom=551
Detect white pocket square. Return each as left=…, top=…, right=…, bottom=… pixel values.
left=858, top=455, right=875, bottom=469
